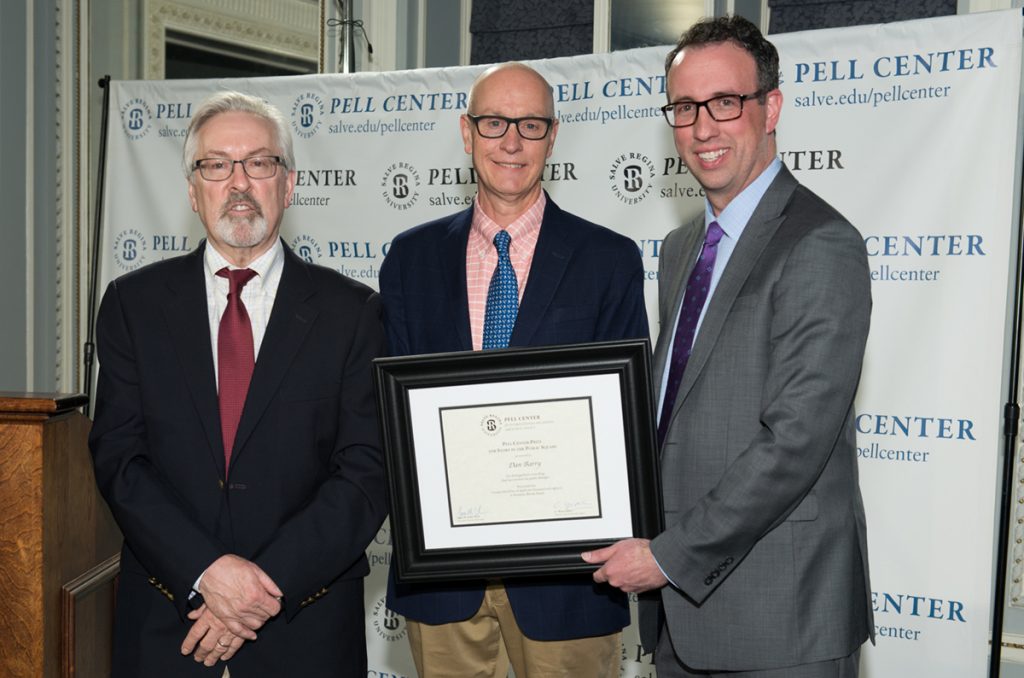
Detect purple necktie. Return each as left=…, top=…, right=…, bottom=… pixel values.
left=216, top=267, right=257, bottom=474
left=657, top=221, right=724, bottom=447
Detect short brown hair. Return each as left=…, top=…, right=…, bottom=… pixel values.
left=665, top=15, right=780, bottom=96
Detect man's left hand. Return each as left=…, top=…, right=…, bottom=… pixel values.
left=582, top=538, right=668, bottom=593
left=181, top=604, right=245, bottom=666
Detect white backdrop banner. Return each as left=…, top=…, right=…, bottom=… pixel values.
left=99, top=9, right=1023, bottom=677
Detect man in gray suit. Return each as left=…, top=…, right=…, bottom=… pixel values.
left=583, top=15, right=873, bottom=677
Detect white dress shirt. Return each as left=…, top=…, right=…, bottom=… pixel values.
left=203, top=238, right=285, bottom=388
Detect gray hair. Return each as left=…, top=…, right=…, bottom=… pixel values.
left=182, top=91, right=295, bottom=178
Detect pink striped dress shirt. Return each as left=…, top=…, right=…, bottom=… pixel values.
left=465, top=193, right=545, bottom=351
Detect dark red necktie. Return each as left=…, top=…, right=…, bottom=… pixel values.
left=657, top=221, right=724, bottom=447
left=216, top=267, right=257, bottom=473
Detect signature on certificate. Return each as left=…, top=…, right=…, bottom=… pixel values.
left=552, top=500, right=594, bottom=515
left=456, top=505, right=484, bottom=521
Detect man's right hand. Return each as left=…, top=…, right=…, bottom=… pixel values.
left=197, top=554, right=283, bottom=639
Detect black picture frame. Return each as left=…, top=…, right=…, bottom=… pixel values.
left=373, top=338, right=662, bottom=582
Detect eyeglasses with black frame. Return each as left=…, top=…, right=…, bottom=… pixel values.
left=660, top=91, right=765, bottom=128
left=193, top=156, right=284, bottom=181
left=466, top=114, right=554, bottom=140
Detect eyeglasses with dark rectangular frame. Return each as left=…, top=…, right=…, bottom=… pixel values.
left=660, top=91, right=765, bottom=128
left=466, top=114, right=554, bottom=140
left=193, top=156, right=284, bottom=181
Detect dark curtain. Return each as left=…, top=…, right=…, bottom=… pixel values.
left=768, top=0, right=956, bottom=33
left=470, top=0, right=593, bottom=65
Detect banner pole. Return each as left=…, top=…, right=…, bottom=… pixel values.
left=83, top=75, right=112, bottom=415
left=988, top=165, right=1024, bottom=678
left=988, top=28, right=1024, bottom=673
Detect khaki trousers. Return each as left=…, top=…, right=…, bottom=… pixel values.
left=406, top=582, right=620, bottom=677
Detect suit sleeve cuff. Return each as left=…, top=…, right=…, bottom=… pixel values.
left=650, top=550, right=679, bottom=589
left=186, top=567, right=209, bottom=609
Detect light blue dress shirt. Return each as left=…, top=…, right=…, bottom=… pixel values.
left=657, top=158, right=783, bottom=419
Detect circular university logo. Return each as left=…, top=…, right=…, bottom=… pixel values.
left=290, top=234, right=323, bottom=263
left=371, top=596, right=407, bottom=642
left=112, top=229, right=148, bottom=272
left=380, top=162, right=421, bottom=211
left=479, top=413, right=502, bottom=437
left=291, top=92, right=324, bottom=140
left=608, top=152, right=655, bottom=205
left=120, top=98, right=153, bottom=141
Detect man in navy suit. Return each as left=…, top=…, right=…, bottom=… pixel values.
left=90, top=91, right=387, bottom=676
left=380, top=62, right=648, bottom=676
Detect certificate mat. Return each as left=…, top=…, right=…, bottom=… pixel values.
left=374, top=339, right=662, bottom=581
left=415, top=376, right=630, bottom=548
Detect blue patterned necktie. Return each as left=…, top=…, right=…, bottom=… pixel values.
left=482, top=230, right=518, bottom=350
left=657, top=221, right=724, bottom=446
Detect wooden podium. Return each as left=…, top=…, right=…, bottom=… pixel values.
left=0, top=393, right=121, bottom=678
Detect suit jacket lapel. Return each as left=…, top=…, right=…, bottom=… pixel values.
left=441, top=209, right=473, bottom=351
left=161, top=243, right=224, bottom=474
left=510, top=196, right=573, bottom=347
left=673, top=168, right=799, bottom=410
left=231, top=244, right=318, bottom=465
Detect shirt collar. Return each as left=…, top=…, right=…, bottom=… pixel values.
left=470, top=191, right=546, bottom=247
left=204, top=238, right=283, bottom=295
left=704, top=157, right=783, bottom=241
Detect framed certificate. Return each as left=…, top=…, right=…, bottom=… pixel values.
left=373, top=338, right=662, bottom=582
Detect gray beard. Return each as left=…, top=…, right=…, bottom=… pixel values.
left=212, top=213, right=269, bottom=248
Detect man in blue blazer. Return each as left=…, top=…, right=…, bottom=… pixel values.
left=380, top=62, right=648, bottom=677
left=585, top=16, right=873, bottom=678
left=90, top=92, right=387, bottom=676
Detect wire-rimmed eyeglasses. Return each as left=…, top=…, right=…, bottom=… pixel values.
left=193, top=156, right=284, bottom=181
